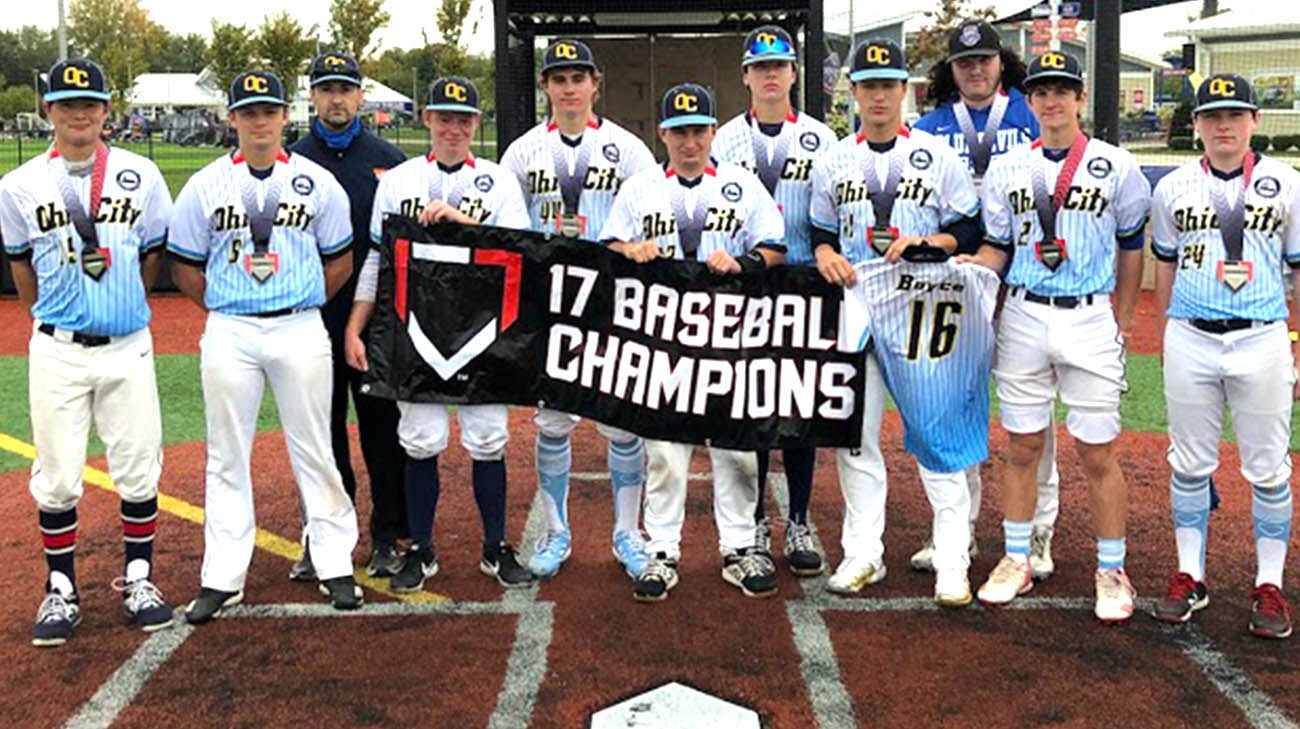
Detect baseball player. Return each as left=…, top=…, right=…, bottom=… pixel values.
left=345, top=76, right=534, bottom=592
left=289, top=51, right=409, bottom=582
left=499, top=39, right=657, bottom=580
left=809, top=39, right=982, bottom=595
left=913, top=19, right=1062, bottom=581
left=712, top=25, right=838, bottom=578
left=168, top=70, right=363, bottom=622
left=960, top=52, right=1149, bottom=623
left=3, top=59, right=173, bottom=646
left=600, top=83, right=786, bottom=601
left=841, top=257, right=1000, bottom=606
left=1150, top=75, right=1300, bottom=638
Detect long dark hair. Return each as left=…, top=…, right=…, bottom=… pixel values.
left=926, top=48, right=1029, bottom=106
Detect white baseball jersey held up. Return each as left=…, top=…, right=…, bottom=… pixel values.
left=500, top=116, right=656, bottom=241
left=1, top=146, right=171, bottom=335
left=810, top=127, right=979, bottom=265
left=713, top=110, right=839, bottom=264
left=982, top=138, right=1150, bottom=297
left=168, top=150, right=352, bottom=315
left=599, top=161, right=785, bottom=260
left=1151, top=154, right=1300, bottom=321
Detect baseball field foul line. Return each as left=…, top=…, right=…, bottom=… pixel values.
left=0, top=431, right=448, bottom=604
left=59, top=622, right=196, bottom=729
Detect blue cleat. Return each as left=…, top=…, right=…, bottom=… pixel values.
left=528, top=529, right=572, bottom=578
left=612, top=529, right=649, bottom=578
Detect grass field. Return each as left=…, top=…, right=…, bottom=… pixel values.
left=0, top=349, right=1286, bottom=475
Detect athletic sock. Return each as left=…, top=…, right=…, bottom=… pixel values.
left=39, top=507, right=78, bottom=595
left=473, top=460, right=508, bottom=545
left=535, top=434, right=570, bottom=534
left=783, top=447, right=816, bottom=525
left=403, top=456, right=440, bottom=548
left=1097, top=537, right=1126, bottom=571
left=1002, top=519, right=1032, bottom=563
left=121, top=496, right=158, bottom=576
left=1171, top=474, right=1211, bottom=581
left=1252, top=482, right=1292, bottom=587
left=608, top=437, right=644, bottom=535
left=755, top=450, right=770, bottom=521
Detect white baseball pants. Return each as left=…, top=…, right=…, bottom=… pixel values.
left=397, top=402, right=509, bottom=461
left=643, top=441, right=758, bottom=558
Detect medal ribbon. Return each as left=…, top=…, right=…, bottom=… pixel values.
left=862, top=142, right=906, bottom=231
left=1202, top=152, right=1255, bottom=261
left=952, top=92, right=1009, bottom=176
left=237, top=158, right=285, bottom=254
left=668, top=173, right=711, bottom=257
left=549, top=128, right=594, bottom=216
left=52, top=143, right=109, bottom=252
left=1030, top=133, right=1089, bottom=244
left=749, top=113, right=792, bottom=197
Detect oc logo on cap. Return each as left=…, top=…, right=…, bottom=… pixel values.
left=673, top=92, right=699, bottom=112
left=1041, top=53, right=1066, bottom=69
left=63, top=66, right=91, bottom=88
left=244, top=75, right=270, bottom=93
left=866, top=45, right=891, bottom=64
left=323, top=55, right=347, bottom=69
left=554, top=43, right=578, bottom=59
left=1208, top=78, right=1236, bottom=97
left=445, top=82, right=468, bottom=102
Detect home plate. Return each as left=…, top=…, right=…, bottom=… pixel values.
left=590, top=682, right=760, bottom=728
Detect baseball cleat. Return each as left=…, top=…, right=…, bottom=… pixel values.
left=1152, top=572, right=1209, bottom=624
left=784, top=521, right=825, bottom=577
left=482, top=542, right=535, bottom=588
left=365, top=542, right=404, bottom=578
left=114, top=577, right=173, bottom=632
left=977, top=555, right=1033, bottom=605
left=184, top=588, right=243, bottom=625
left=722, top=548, right=779, bottom=598
left=319, top=576, right=364, bottom=610
left=528, top=529, right=572, bottom=578
left=1029, top=526, right=1055, bottom=580
left=1249, top=584, right=1293, bottom=639
left=826, top=557, right=886, bottom=594
left=1094, top=568, right=1136, bottom=624
left=289, top=541, right=316, bottom=582
left=633, top=552, right=679, bottom=602
left=32, top=592, right=81, bottom=647
left=934, top=568, right=973, bottom=607
left=911, top=536, right=978, bottom=573
left=612, top=529, right=649, bottom=578
left=390, top=546, right=439, bottom=593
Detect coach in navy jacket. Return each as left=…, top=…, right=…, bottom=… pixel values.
left=291, top=50, right=409, bottom=579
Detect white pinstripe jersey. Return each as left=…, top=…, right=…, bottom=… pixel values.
left=1152, top=155, right=1300, bottom=321
left=810, top=128, right=979, bottom=266
left=499, top=117, right=656, bottom=241
left=982, top=138, right=1150, bottom=297
left=599, top=161, right=785, bottom=260
left=713, top=111, right=839, bottom=265
left=168, top=150, right=352, bottom=316
left=369, top=153, right=530, bottom=245
left=842, top=258, right=999, bottom=472
left=0, top=146, right=171, bottom=336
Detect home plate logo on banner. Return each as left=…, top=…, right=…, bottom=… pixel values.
left=590, top=682, right=759, bottom=728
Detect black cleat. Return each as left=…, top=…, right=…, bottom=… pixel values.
left=722, top=547, right=779, bottom=598
left=481, top=542, right=534, bottom=588
left=390, top=546, right=439, bottom=593
left=633, top=553, right=679, bottom=602
left=184, top=587, right=243, bottom=625
left=365, top=542, right=405, bottom=578
left=318, top=575, right=364, bottom=610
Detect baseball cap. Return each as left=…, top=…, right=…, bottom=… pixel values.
left=541, top=40, right=597, bottom=75
left=1025, top=51, right=1084, bottom=86
left=1194, top=73, right=1258, bottom=114
left=660, top=83, right=717, bottom=129
left=228, top=70, right=289, bottom=110
left=309, top=50, right=362, bottom=87
left=426, top=76, right=480, bottom=114
left=742, top=26, right=797, bottom=67
left=45, top=59, right=110, bottom=103
left=946, top=19, right=1001, bottom=63
left=850, top=39, right=908, bottom=82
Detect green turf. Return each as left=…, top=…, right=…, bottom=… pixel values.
left=0, top=351, right=1295, bottom=475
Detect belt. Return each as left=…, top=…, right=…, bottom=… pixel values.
left=1018, top=289, right=1095, bottom=309
left=1189, top=318, right=1271, bottom=334
left=249, top=307, right=313, bottom=319
left=38, top=323, right=111, bottom=347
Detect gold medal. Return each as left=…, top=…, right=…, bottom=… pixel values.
left=245, top=252, right=280, bottom=283
left=81, top=247, right=111, bottom=281
left=1216, top=259, right=1253, bottom=293
left=1036, top=238, right=1067, bottom=272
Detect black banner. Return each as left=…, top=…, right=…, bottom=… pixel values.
left=363, top=216, right=866, bottom=449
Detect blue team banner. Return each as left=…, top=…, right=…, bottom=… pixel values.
left=363, top=216, right=867, bottom=449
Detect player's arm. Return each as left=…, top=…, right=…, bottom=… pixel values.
left=137, top=163, right=173, bottom=293
left=1114, top=246, right=1143, bottom=338
left=344, top=247, right=381, bottom=371
left=323, top=252, right=352, bottom=300
left=1, top=187, right=38, bottom=307
left=314, top=175, right=355, bottom=300
left=8, top=258, right=37, bottom=308
left=1282, top=177, right=1300, bottom=399
left=1149, top=184, right=1180, bottom=356
left=170, top=260, right=206, bottom=309
left=709, top=179, right=787, bottom=274
left=601, top=180, right=661, bottom=263
left=809, top=157, right=856, bottom=286
left=140, top=249, right=165, bottom=292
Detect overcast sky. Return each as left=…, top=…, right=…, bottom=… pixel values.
left=0, top=1, right=1277, bottom=62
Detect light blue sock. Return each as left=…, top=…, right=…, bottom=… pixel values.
left=1003, top=519, right=1032, bottom=560
left=1171, top=474, right=1211, bottom=580
left=536, top=434, right=571, bottom=533
left=1252, top=482, right=1292, bottom=587
left=609, top=438, right=645, bottom=535
left=1097, top=537, right=1126, bottom=571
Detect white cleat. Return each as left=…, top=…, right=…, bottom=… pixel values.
left=1094, top=568, right=1136, bottom=624
left=826, top=557, right=886, bottom=594
left=977, top=555, right=1033, bottom=606
left=934, top=568, right=973, bottom=607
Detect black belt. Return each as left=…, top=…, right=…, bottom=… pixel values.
left=1190, top=318, right=1268, bottom=334
left=1021, top=290, right=1095, bottom=309
left=38, top=323, right=111, bottom=347
left=249, top=307, right=310, bottom=319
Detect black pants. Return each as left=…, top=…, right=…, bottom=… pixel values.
left=328, top=341, right=409, bottom=545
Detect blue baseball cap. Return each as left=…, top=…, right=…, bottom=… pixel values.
left=660, top=83, right=717, bottom=129
left=45, top=59, right=110, bottom=103
left=850, top=39, right=909, bottom=82
left=229, top=70, right=289, bottom=110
